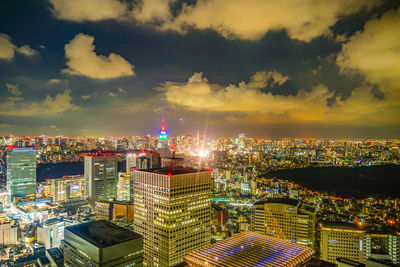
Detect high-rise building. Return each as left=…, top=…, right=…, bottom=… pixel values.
left=84, top=155, right=118, bottom=202
left=62, top=220, right=143, bottom=267
left=251, top=198, right=316, bottom=247
left=320, top=221, right=366, bottom=263
left=133, top=167, right=211, bottom=266
left=126, top=152, right=137, bottom=172
left=117, top=172, right=131, bottom=201
left=184, top=231, right=315, bottom=267
left=37, top=218, right=64, bottom=249
left=6, top=147, right=37, bottom=200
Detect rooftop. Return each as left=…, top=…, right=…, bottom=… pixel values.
left=46, top=248, right=64, bottom=267
left=65, top=220, right=142, bottom=248
left=320, top=221, right=366, bottom=232
left=184, top=231, right=314, bottom=267
left=253, top=198, right=300, bottom=207
left=138, top=167, right=209, bottom=176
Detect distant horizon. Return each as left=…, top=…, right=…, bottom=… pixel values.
left=2, top=133, right=399, bottom=140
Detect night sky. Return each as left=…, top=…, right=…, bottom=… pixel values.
left=1, top=0, right=399, bottom=138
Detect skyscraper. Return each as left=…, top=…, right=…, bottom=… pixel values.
left=251, top=198, right=316, bottom=247
left=84, top=154, right=118, bottom=202
left=6, top=147, right=37, bottom=200
left=133, top=167, right=211, bottom=266
left=62, top=220, right=143, bottom=266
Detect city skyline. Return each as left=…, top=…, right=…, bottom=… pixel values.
left=0, top=1, right=399, bottom=138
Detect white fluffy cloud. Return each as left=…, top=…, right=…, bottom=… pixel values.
left=0, top=33, right=38, bottom=60
left=0, top=89, right=79, bottom=116
left=63, top=33, right=135, bottom=79
left=48, top=0, right=376, bottom=42
left=160, top=0, right=376, bottom=41
left=49, top=0, right=128, bottom=22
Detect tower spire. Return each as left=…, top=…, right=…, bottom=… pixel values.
left=159, top=117, right=168, bottom=140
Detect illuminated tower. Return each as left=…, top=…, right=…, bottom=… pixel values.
left=158, top=117, right=168, bottom=141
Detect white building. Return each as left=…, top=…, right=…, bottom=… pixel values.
left=0, top=222, right=18, bottom=245
left=37, top=218, right=64, bottom=249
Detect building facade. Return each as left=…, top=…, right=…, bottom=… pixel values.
left=84, top=155, right=118, bottom=202
left=62, top=220, right=143, bottom=267
left=37, top=218, right=64, bottom=249
left=133, top=168, right=211, bottom=267
left=251, top=198, right=316, bottom=247
left=0, top=222, right=18, bottom=245
left=48, top=175, right=84, bottom=202
left=320, top=222, right=366, bottom=263
left=6, top=147, right=37, bottom=200
left=388, top=232, right=400, bottom=264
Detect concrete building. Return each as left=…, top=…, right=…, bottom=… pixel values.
left=37, top=219, right=64, bottom=249
left=6, top=147, right=37, bottom=200
left=251, top=198, right=316, bottom=247
left=320, top=221, right=367, bottom=263
left=133, top=167, right=211, bottom=267
left=84, top=155, right=118, bottom=202
left=184, top=231, right=315, bottom=267
left=62, top=220, right=143, bottom=267
left=0, top=221, right=18, bottom=245
left=47, top=175, right=84, bottom=203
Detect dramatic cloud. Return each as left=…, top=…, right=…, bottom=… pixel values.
left=161, top=0, right=376, bottom=41
left=0, top=33, right=38, bottom=60
left=0, top=89, right=79, bottom=116
left=336, top=8, right=400, bottom=122
left=159, top=70, right=399, bottom=126
left=48, top=0, right=376, bottom=42
left=49, top=0, right=128, bottom=22
left=63, top=33, right=135, bottom=79
left=337, top=8, right=400, bottom=92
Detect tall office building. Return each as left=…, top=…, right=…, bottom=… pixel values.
left=6, top=147, right=37, bottom=200
left=63, top=220, right=143, bottom=267
left=133, top=167, right=212, bottom=266
left=251, top=198, right=316, bottom=247
left=320, top=221, right=366, bottom=263
left=84, top=155, right=118, bottom=202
